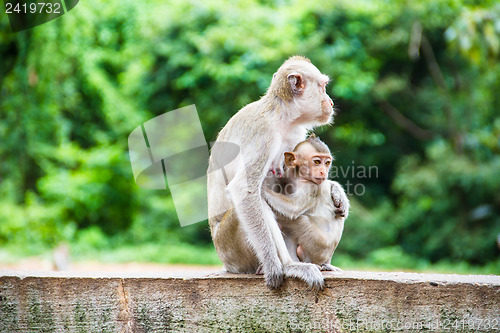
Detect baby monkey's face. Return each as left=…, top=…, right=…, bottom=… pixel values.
left=284, top=143, right=332, bottom=185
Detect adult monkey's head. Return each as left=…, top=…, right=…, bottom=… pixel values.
left=267, top=56, right=334, bottom=127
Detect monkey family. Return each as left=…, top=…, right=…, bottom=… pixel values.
left=208, top=56, right=349, bottom=290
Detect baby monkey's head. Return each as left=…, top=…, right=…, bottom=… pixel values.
left=284, top=134, right=332, bottom=185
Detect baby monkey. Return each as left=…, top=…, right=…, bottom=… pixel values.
left=263, top=135, right=349, bottom=271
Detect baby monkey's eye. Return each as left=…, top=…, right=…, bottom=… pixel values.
left=313, top=159, right=321, bottom=165
left=325, top=160, right=331, bottom=166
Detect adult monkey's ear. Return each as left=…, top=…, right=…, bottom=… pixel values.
left=287, top=73, right=304, bottom=95
left=284, top=152, right=298, bottom=169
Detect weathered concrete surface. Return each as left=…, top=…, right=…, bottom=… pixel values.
left=0, top=270, right=499, bottom=332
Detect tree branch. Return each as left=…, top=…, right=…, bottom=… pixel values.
left=419, top=28, right=464, bottom=152
left=379, top=100, right=434, bottom=141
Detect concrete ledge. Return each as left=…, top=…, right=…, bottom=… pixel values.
left=1, top=270, right=499, bottom=332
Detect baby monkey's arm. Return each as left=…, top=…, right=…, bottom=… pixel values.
left=262, top=186, right=313, bottom=220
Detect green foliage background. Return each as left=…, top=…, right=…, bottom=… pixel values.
left=0, top=0, right=499, bottom=272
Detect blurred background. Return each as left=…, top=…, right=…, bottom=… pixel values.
left=0, top=0, right=499, bottom=274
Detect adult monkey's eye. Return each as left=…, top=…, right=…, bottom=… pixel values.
left=325, top=160, right=331, bottom=166
left=313, top=159, right=321, bottom=165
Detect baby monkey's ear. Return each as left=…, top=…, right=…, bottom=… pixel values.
left=284, top=152, right=297, bottom=169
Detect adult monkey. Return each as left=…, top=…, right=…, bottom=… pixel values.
left=208, top=56, right=334, bottom=290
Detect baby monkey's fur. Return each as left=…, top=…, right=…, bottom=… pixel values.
left=263, top=135, right=349, bottom=270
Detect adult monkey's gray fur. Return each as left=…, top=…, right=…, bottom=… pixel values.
left=208, top=56, right=334, bottom=290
